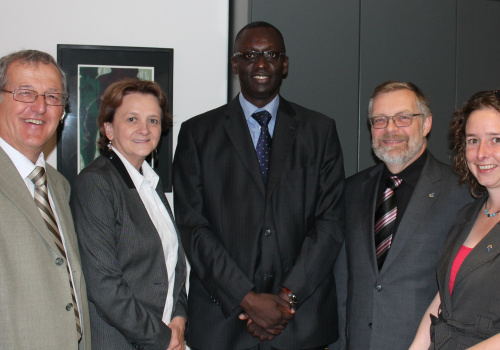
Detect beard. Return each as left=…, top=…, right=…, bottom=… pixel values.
left=372, top=130, right=426, bottom=165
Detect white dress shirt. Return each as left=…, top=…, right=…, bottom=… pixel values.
left=112, top=146, right=179, bottom=324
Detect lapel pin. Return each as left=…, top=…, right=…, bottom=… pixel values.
left=488, top=245, right=493, bottom=252
left=429, top=193, right=435, bottom=198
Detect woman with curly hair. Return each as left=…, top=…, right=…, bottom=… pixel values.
left=411, top=89, right=500, bottom=349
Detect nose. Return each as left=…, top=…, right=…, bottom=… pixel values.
left=30, top=94, right=47, bottom=114
left=477, top=141, right=490, bottom=160
left=254, top=53, right=269, bottom=68
left=137, top=119, right=150, bottom=134
left=385, top=117, right=399, bottom=132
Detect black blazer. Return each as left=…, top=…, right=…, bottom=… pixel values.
left=71, top=151, right=187, bottom=350
left=432, top=196, right=500, bottom=349
left=343, top=153, right=473, bottom=350
left=173, top=95, right=345, bottom=349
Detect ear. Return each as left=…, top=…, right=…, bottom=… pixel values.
left=231, top=56, right=239, bottom=75
left=103, top=122, right=114, bottom=141
left=423, top=115, right=432, bottom=137
left=282, top=56, right=289, bottom=76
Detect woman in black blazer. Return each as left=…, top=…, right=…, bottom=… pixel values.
left=71, top=79, right=187, bottom=350
left=411, top=90, right=500, bottom=349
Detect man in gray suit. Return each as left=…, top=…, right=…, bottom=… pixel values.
left=0, top=50, right=90, bottom=349
left=343, top=81, right=473, bottom=349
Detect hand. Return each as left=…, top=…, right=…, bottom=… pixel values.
left=239, top=316, right=277, bottom=341
left=239, top=291, right=294, bottom=336
left=167, top=316, right=186, bottom=350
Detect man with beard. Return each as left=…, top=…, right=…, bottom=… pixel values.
left=173, top=21, right=344, bottom=350
left=341, top=81, right=473, bottom=350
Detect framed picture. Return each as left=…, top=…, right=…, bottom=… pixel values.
left=57, top=44, right=174, bottom=190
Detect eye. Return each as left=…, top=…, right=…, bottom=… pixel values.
left=265, top=51, right=278, bottom=59
left=128, top=117, right=136, bottom=122
left=45, top=93, right=62, bottom=103
left=372, top=117, right=386, bottom=124
left=493, top=137, right=500, bottom=144
left=398, top=114, right=412, bottom=121
left=467, top=138, right=478, bottom=145
left=243, top=51, right=258, bottom=60
left=149, top=118, right=160, bottom=125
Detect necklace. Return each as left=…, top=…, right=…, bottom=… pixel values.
left=484, top=201, right=500, bottom=217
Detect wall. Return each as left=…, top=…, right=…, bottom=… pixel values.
left=1, top=0, right=229, bottom=193
left=245, top=0, right=500, bottom=177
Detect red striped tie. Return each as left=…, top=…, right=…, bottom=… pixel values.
left=374, top=176, right=402, bottom=270
left=28, top=166, right=82, bottom=340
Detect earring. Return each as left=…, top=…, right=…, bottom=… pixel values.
left=107, top=140, right=112, bottom=149
left=60, top=111, right=66, bottom=123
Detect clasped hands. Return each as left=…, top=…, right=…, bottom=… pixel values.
left=239, top=291, right=295, bottom=341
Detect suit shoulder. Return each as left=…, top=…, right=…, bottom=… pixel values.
left=346, top=164, right=381, bottom=187
left=286, top=100, right=335, bottom=125
left=182, top=103, right=229, bottom=127
left=74, top=156, right=117, bottom=189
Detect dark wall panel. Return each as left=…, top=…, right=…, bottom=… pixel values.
left=358, top=0, right=457, bottom=169
left=250, top=0, right=361, bottom=176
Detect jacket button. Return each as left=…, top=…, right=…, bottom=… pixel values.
left=264, top=229, right=272, bottom=236
left=66, top=303, right=73, bottom=311
left=375, top=284, right=382, bottom=292
left=55, top=257, right=64, bottom=266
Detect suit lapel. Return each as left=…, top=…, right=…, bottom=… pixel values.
left=362, top=165, right=384, bottom=276
left=0, top=148, right=60, bottom=253
left=266, top=97, right=299, bottom=200
left=380, top=154, right=442, bottom=274
left=439, top=199, right=481, bottom=312
left=454, top=197, right=500, bottom=287
left=223, top=97, right=266, bottom=195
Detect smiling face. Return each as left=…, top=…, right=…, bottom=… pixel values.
left=0, top=61, right=64, bottom=163
left=465, top=108, right=500, bottom=192
left=104, top=93, right=162, bottom=170
left=371, top=89, right=432, bottom=173
left=231, top=27, right=289, bottom=108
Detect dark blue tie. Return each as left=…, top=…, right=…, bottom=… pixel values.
left=251, top=110, right=272, bottom=183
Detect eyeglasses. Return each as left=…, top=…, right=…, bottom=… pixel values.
left=369, top=113, right=423, bottom=129
left=1, top=88, right=67, bottom=106
left=233, top=50, right=286, bottom=63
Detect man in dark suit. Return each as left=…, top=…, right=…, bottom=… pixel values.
left=173, top=21, right=345, bottom=350
left=0, top=50, right=91, bottom=349
left=342, top=81, right=473, bottom=349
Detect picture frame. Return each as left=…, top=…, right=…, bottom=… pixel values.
left=56, top=44, right=174, bottom=190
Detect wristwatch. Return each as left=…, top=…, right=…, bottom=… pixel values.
left=281, top=286, right=297, bottom=309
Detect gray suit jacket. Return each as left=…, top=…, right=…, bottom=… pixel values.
left=431, top=196, right=500, bottom=349
left=71, top=151, right=187, bottom=350
left=343, top=152, right=473, bottom=350
left=173, top=95, right=345, bottom=349
left=0, top=147, right=91, bottom=350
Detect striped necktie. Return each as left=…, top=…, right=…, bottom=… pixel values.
left=28, top=166, right=82, bottom=340
left=374, top=176, right=402, bottom=270
left=251, top=110, right=273, bottom=184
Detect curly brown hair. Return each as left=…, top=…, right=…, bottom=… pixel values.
left=97, top=79, right=171, bottom=150
left=451, top=89, right=500, bottom=198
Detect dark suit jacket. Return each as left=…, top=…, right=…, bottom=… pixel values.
left=431, top=196, right=500, bottom=349
left=0, top=147, right=91, bottom=350
left=71, top=151, right=187, bottom=350
left=173, top=95, right=345, bottom=350
left=344, top=152, right=473, bottom=350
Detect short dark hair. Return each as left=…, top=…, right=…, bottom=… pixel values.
left=0, top=50, right=67, bottom=102
left=97, top=79, right=171, bottom=150
left=451, top=90, right=500, bottom=197
left=368, top=81, right=431, bottom=118
left=234, top=21, right=285, bottom=49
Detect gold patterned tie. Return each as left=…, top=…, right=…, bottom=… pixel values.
left=28, top=166, right=82, bottom=340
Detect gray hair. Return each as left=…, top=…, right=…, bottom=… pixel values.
left=0, top=50, right=67, bottom=102
left=367, top=81, right=431, bottom=118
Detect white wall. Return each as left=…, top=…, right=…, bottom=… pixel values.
left=1, top=0, right=229, bottom=176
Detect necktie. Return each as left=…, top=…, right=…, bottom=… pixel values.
left=251, top=110, right=272, bottom=183
left=374, top=176, right=402, bottom=270
left=28, top=166, right=82, bottom=340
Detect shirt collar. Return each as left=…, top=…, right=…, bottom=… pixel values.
left=0, top=136, right=45, bottom=179
left=111, top=146, right=158, bottom=190
left=383, top=149, right=428, bottom=188
left=239, top=93, right=280, bottom=121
